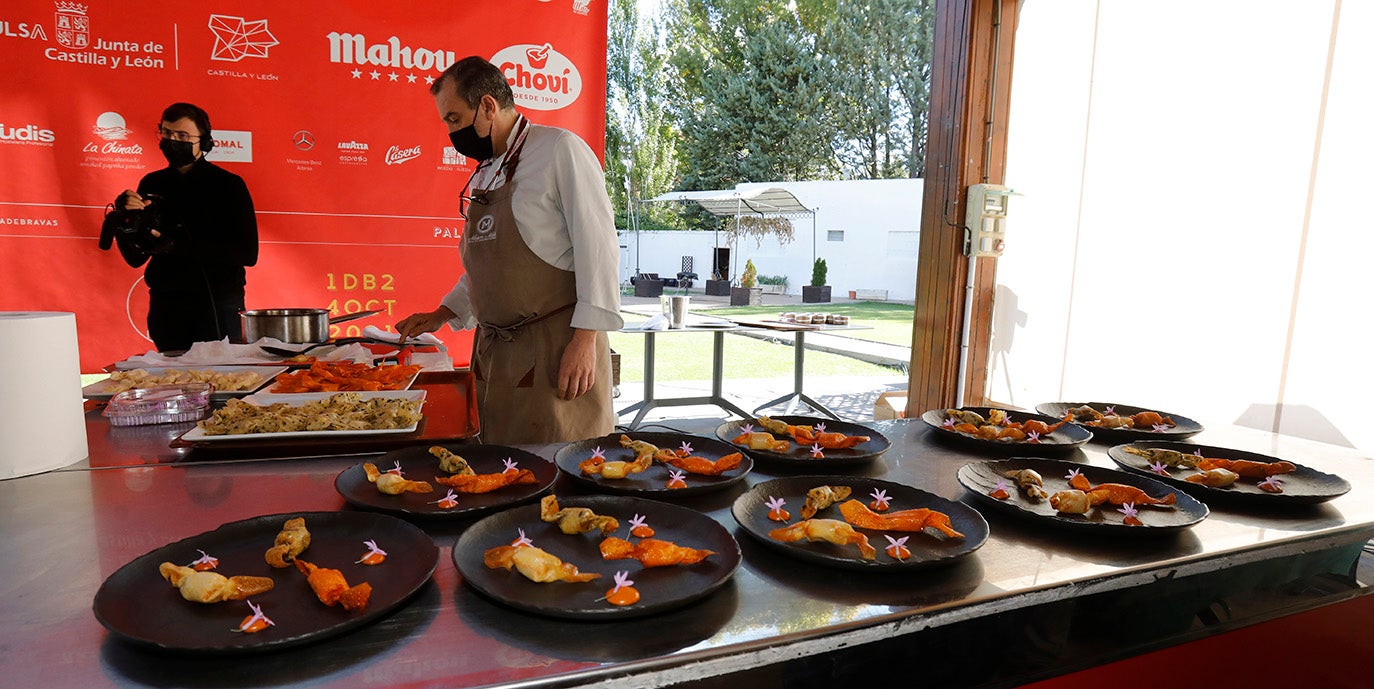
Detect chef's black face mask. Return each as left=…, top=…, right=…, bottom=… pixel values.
left=159, top=138, right=198, bottom=168
left=448, top=106, right=494, bottom=162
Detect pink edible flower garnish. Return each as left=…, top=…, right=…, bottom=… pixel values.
left=611, top=570, right=634, bottom=594
left=1152, top=424, right=1170, bottom=432
left=766, top=495, right=787, bottom=511
left=629, top=514, right=649, bottom=530
left=1259, top=476, right=1284, bottom=491
left=591, top=446, right=607, bottom=460
left=1149, top=460, right=1170, bottom=477
left=679, top=441, right=694, bottom=454
left=809, top=443, right=825, bottom=459
left=1000, top=415, right=1014, bottom=427
left=386, top=461, right=404, bottom=476
left=512, top=528, right=534, bottom=548
left=942, top=418, right=957, bottom=429
left=1026, top=430, right=1041, bottom=444
left=1193, top=449, right=1204, bottom=458
left=884, top=534, right=909, bottom=548
left=1104, top=405, right=1116, bottom=416
left=432, top=489, right=459, bottom=509
left=356, top=539, right=388, bottom=564
left=741, top=423, right=755, bottom=434
left=868, top=488, right=890, bottom=509
left=1118, top=502, right=1139, bottom=519
left=883, top=535, right=911, bottom=560
left=502, top=457, right=519, bottom=473
left=1065, top=468, right=1082, bottom=481
left=231, top=599, right=274, bottom=633
left=189, top=549, right=218, bottom=570
left=815, top=423, right=827, bottom=433
left=666, top=469, right=687, bottom=489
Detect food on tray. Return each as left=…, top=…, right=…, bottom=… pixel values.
left=838, top=500, right=965, bottom=539
left=434, top=467, right=538, bottom=493
left=599, top=536, right=715, bottom=567
left=618, top=434, right=661, bottom=460
left=540, top=495, right=619, bottom=535
left=665, top=469, right=688, bottom=489
left=1061, top=405, right=1175, bottom=431
left=295, top=559, right=372, bottom=612
left=1186, top=467, right=1240, bottom=487
left=655, top=449, right=743, bottom=476
left=731, top=427, right=792, bottom=452
left=231, top=599, right=275, bottom=633
left=1121, top=445, right=1200, bottom=468
left=1195, top=457, right=1296, bottom=479
left=811, top=429, right=871, bottom=449
left=884, top=535, right=911, bottom=560
left=1004, top=468, right=1049, bottom=500
left=100, top=368, right=266, bottom=394
left=159, top=562, right=274, bottom=603
left=628, top=514, right=655, bottom=538
left=768, top=519, right=877, bottom=560
left=432, top=489, right=460, bottom=509
left=484, top=543, right=601, bottom=583
left=800, top=485, right=851, bottom=519
left=196, top=392, right=423, bottom=435
left=363, top=462, right=433, bottom=495
left=756, top=416, right=816, bottom=443
left=868, top=488, right=891, bottom=511
left=605, top=571, right=640, bottom=606
left=429, top=445, right=473, bottom=475
left=189, top=549, right=219, bottom=571
left=989, top=479, right=1012, bottom=500
left=1049, top=490, right=1092, bottom=514
left=579, top=445, right=652, bottom=478
left=766, top=495, right=791, bottom=522
left=269, top=362, right=422, bottom=393
left=941, top=408, right=1061, bottom=443
left=264, top=517, right=312, bottom=568
left=1066, top=472, right=1176, bottom=507
left=1258, top=476, right=1285, bottom=493
left=1118, top=503, right=1143, bottom=526
left=356, top=540, right=387, bottom=565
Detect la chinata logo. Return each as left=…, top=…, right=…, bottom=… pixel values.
left=54, top=1, right=88, bottom=49
left=490, top=43, right=581, bottom=111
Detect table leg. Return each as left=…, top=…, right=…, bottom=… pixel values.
left=752, top=331, right=843, bottom=420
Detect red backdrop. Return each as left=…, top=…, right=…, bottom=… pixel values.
left=0, top=0, right=608, bottom=371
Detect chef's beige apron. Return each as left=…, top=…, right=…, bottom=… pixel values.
left=459, top=140, right=614, bottom=445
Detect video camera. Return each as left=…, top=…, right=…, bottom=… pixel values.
left=99, top=193, right=177, bottom=254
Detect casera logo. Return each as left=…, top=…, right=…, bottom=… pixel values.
left=385, top=144, right=421, bottom=165
left=491, top=43, right=581, bottom=111
left=0, top=123, right=56, bottom=144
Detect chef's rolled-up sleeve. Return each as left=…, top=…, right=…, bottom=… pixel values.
left=440, top=274, right=479, bottom=331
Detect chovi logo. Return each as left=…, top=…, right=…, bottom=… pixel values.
left=490, top=43, right=581, bottom=111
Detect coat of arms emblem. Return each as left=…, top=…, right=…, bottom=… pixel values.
left=54, top=2, right=89, bottom=50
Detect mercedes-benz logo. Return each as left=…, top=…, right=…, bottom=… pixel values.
left=292, top=130, right=315, bottom=151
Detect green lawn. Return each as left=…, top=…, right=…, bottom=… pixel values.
left=611, top=301, right=913, bottom=383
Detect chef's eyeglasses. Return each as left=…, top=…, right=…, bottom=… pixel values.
left=157, top=126, right=200, bottom=143
left=458, top=164, right=493, bottom=220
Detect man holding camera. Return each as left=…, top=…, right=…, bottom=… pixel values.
left=100, top=102, right=258, bottom=352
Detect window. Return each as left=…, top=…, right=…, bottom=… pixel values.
left=826, top=230, right=845, bottom=242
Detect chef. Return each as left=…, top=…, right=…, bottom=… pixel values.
left=396, top=56, right=623, bottom=444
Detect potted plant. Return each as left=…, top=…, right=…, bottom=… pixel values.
left=758, top=274, right=788, bottom=295
left=730, top=259, right=763, bottom=306
left=803, top=258, right=831, bottom=303
left=705, top=268, right=732, bottom=296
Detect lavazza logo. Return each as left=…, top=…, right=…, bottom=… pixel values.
left=490, top=43, right=582, bottom=111
left=338, top=139, right=369, bottom=166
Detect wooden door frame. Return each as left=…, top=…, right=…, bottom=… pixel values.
left=906, top=0, right=1019, bottom=415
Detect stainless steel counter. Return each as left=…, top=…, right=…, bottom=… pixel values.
left=2, top=414, right=1371, bottom=689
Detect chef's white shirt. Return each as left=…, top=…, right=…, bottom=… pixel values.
left=440, top=115, right=624, bottom=332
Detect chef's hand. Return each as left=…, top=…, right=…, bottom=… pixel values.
left=118, top=190, right=148, bottom=211
left=557, top=329, right=598, bottom=400
left=395, top=306, right=456, bottom=345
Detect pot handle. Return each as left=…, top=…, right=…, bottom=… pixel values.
left=328, top=309, right=381, bottom=325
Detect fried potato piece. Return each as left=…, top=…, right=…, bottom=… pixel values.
left=264, top=517, right=312, bottom=568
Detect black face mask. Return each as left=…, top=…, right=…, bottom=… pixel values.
left=448, top=111, right=493, bottom=162
left=159, top=138, right=198, bottom=168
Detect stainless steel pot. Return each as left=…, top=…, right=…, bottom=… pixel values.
left=240, top=309, right=379, bottom=344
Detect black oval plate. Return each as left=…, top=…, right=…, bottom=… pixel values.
left=731, top=476, right=988, bottom=571
left=1035, top=401, right=1204, bottom=442
left=92, top=511, right=438, bottom=654
left=1107, top=440, right=1351, bottom=507
left=336, top=444, right=556, bottom=519
left=956, top=458, right=1208, bottom=534
left=923, top=406, right=1092, bottom=452
left=454, top=495, right=741, bottom=619
left=714, top=416, right=890, bottom=466
left=554, top=432, right=752, bottom=496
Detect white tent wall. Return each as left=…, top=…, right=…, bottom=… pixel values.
left=994, top=0, right=1374, bottom=452
left=622, top=179, right=924, bottom=300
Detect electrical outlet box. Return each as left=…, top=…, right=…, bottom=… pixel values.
left=965, top=184, right=1013, bottom=257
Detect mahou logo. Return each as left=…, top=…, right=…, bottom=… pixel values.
left=385, top=144, right=421, bottom=166
left=490, top=43, right=581, bottom=111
